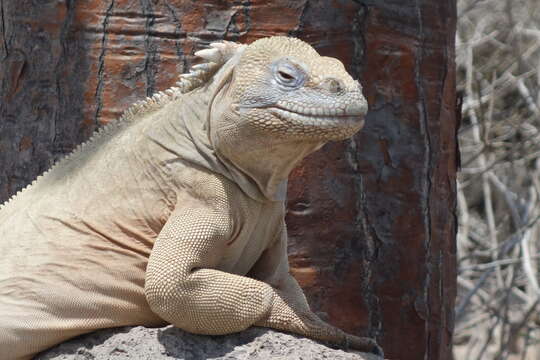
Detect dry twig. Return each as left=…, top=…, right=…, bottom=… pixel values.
left=455, top=0, right=540, bottom=358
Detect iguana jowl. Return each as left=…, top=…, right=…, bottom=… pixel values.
left=0, top=36, right=381, bottom=359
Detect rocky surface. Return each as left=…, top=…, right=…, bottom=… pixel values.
left=37, top=326, right=382, bottom=360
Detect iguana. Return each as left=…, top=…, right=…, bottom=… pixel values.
left=0, top=36, right=382, bottom=359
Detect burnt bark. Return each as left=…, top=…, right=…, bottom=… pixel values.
left=0, top=1, right=457, bottom=359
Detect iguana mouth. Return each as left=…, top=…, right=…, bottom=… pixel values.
left=269, top=106, right=365, bottom=127
left=274, top=100, right=366, bottom=117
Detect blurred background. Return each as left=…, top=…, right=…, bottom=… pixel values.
left=455, top=0, right=540, bottom=359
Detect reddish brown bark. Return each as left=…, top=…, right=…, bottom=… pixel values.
left=0, top=1, right=457, bottom=359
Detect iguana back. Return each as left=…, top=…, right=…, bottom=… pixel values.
left=0, top=94, right=187, bottom=358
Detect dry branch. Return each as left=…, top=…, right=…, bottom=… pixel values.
left=455, top=0, right=540, bottom=358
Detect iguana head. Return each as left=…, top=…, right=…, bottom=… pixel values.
left=186, top=36, right=368, bottom=200
left=203, top=37, right=367, bottom=142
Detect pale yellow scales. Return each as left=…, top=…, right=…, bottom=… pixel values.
left=0, top=37, right=381, bottom=359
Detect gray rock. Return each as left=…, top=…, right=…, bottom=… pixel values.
left=36, top=326, right=382, bottom=360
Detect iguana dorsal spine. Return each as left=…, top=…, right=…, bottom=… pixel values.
left=0, top=41, right=243, bottom=212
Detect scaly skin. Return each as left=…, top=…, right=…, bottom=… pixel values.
left=0, top=37, right=381, bottom=360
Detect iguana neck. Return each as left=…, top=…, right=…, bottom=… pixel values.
left=149, top=89, right=322, bottom=203
left=144, top=90, right=272, bottom=203
left=212, top=125, right=324, bottom=202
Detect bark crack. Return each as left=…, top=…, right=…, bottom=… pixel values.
left=241, top=0, right=252, bottom=35
left=414, top=1, right=434, bottom=359
left=225, top=12, right=235, bottom=40
left=53, top=0, right=76, bottom=154
left=347, top=137, right=383, bottom=341
left=164, top=0, right=185, bottom=71
left=0, top=0, right=7, bottom=59
left=140, top=0, right=157, bottom=97
left=94, top=0, right=115, bottom=127
left=288, top=0, right=308, bottom=38
left=351, top=4, right=368, bottom=79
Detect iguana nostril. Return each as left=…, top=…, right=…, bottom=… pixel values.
left=320, top=78, right=343, bottom=93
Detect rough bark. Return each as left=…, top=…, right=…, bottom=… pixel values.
left=0, top=1, right=457, bottom=359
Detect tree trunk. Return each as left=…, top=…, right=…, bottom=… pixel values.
left=0, top=1, right=457, bottom=359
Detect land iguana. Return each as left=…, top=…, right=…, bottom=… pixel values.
left=0, top=36, right=382, bottom=359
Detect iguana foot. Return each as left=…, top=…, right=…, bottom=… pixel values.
left=344, top=334, right=384, bottom=357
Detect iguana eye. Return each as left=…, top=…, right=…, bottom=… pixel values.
left=273, top=60, right=304, bottom=89
left=278, top=69, right=295, bottom=82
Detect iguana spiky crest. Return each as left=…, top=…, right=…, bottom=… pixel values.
left=0, top=41, right=244, bottom=212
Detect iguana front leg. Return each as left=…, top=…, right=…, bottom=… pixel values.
left=145, top=207, right=275, bottom=334
left=250, top=226, right=384, bottom=356
left=145, top=208, right=381, bottom=355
